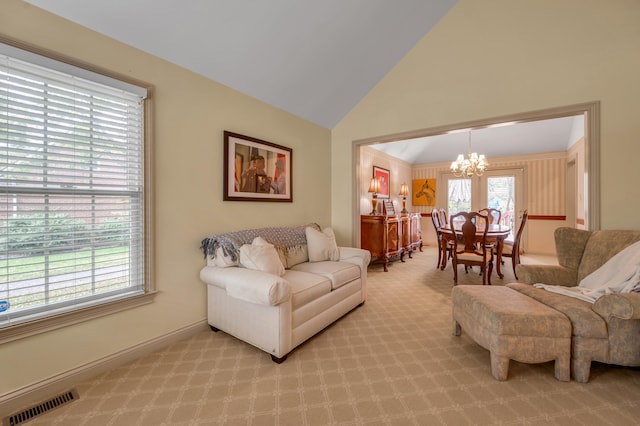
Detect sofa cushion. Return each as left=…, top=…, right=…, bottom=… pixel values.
left=305, top=226, right=340, bottom=262
left=278, top=245, right=309, bottom=269
left=291, top=261, right=360, bottom=290
left=284, top=270, right=332, bottom=309
left=507, top=283, right=608, bottom=339
left=239, top=237, right=285, bottom=276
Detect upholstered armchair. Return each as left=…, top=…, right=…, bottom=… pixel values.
left=513, top=227, right=640, bottom=382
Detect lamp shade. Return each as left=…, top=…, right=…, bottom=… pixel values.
left=368, top=177, right=381, bottom=193
left=399, top=183, right=409, bottom=197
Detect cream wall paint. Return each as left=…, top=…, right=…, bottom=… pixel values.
left=0, top=0, right=330, bottom=397
left=332, top=0, right=640, bottom=245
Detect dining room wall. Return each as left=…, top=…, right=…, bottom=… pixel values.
left=359, top=146, right=412, bottom=216
left=414, top=152, right=569, bottom=255
left=360, top=146, right=574, bottom=254
left=359, top=146, right=430, bottom=247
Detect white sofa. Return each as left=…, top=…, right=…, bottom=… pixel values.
left=199, top=223, right=371, bottom=362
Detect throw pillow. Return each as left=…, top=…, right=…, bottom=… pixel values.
left=306, top=226, right=340, bottom=262
left=239, top=237, right=285, bottom=276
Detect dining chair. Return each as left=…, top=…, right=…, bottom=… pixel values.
left=450, top=211, right=494, bottom=285
left=478, top=208, right=501, bottom=225
left=479, top=208, right=502, bottom=261
left=437, top=208, right=448, bottom=227
left=431, top=209, right=454, bottom=269
left=501, top=210, right=528, bottom=279
left=431, top=210, right=443, bottom=269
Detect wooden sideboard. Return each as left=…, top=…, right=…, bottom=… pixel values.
left=361, top=213, right=422, bottom=271
left=408, top=212, right=423, bottom=253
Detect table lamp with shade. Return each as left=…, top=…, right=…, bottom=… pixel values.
left=399, top=183, right=409, bottom=214
left=368, top=177, right=381, bottom=215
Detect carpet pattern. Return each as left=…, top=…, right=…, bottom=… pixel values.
left=24, top=247, right=640, bottom=425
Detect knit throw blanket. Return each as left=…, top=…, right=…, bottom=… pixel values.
left=534, top=240, right=640, bottom=303
left=200, top=223, right=320, bottom=262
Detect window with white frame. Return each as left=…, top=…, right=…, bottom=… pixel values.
left=0, top=41, right=152, bottom=336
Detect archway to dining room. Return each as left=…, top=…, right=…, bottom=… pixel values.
left=351, top=101, right=600, bottom=254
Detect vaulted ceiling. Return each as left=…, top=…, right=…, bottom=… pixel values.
left=25, top=0, right=457, bottom=129
left=24, top=0, right=583, bottom=163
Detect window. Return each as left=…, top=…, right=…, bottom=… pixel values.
left=0, top=40, right=153, bottom=341
left=441, top=168, right=524, bottom=240
left=447, top=178, right=471, bottom=214
left=480, top=169, right=524, bottom=240
left=486, top=175, right=516, bottom=236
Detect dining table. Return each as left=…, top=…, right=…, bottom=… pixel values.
left=439, top=223, right=511, bottom=279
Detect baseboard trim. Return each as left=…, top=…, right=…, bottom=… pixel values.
left=0, top=320, right=209, bottom=416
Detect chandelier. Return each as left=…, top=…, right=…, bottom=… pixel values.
left=450, top=131, right=488, bottom=177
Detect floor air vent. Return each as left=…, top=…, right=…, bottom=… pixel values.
left=3, top=389, right=79, bottom=426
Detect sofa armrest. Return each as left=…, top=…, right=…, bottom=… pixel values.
left=200, top=266, right=291, bottom=306
left=338, top=246, right=371, bottom=272
left=516, top=264, right=577, bottom=287
left=593, top=293, right=640, bottom=320
left=339, top=246, right=372, bottom=264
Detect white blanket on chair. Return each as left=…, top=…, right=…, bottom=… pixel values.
left=534, top=240, right=640, bottom=303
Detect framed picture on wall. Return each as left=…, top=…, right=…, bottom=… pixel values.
left=413, top=178, right=436, bottom=206
left=223, top=131, right=292, bottom=202
left=373, top=166, right=390, bottom=199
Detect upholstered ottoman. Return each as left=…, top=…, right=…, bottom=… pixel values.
left=451, top=285, right=571, bottom=381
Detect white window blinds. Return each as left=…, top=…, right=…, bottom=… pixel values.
left=0, top=44, right=147, bottom=327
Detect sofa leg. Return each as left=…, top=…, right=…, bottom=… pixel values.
left=209, top=325, right=220, bottom=332
left=271, top=354, right=288, bottom=364
left=572, top=358, right=592, bottom=383
left=490, top=352, right=510, bottom=381
left=554, top=354, right=571, bottom=382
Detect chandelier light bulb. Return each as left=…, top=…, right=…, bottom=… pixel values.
left=450, top=131, right=489, bottom=178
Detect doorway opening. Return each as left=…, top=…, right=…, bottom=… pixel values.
left=352, top=101, right=600, bottom=247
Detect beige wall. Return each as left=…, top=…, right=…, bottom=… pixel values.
left=332, top=0, right=640, bottom=247
left=0, top=0, right=331, bottom=398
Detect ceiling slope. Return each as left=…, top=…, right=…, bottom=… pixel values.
left=24, top=0, right=458, bottom=129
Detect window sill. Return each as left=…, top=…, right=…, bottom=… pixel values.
left=0, top=291, right=158, bottom=345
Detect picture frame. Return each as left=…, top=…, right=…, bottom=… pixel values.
left=413, top=178, right=436, bottom=206
left=383, top=200, right=395, bottom=216
left=224, top=131, right=292, bottom=202
left=373, top=166, right=390, bottom=199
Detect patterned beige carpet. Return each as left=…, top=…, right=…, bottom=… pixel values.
left=24, top=247, right=640, bottom=425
